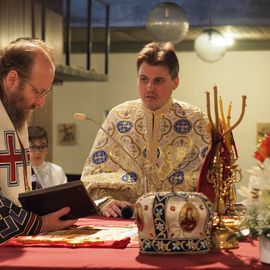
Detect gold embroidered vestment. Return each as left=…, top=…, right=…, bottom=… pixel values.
left=81, top=99, right=211, bottom=203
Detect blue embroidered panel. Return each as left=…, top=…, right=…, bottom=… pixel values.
left=168, top=170, right=185, bottom=185
left=201, top=145, right=209, bottom=159
left=153, top=194, right=168, bottom=238
left=174, top=119, right=192, bottom=134
left=140, top=238, right=210, bottom=254
left=0, top=196, right=28, bottom=240
left=116, top=121, right=133, bottom=133
left=121, top=172, right=138, bottom=183
left=91, top=150, right=108, bottom=165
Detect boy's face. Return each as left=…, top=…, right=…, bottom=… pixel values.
left=29, top=138, right=48, bottom=166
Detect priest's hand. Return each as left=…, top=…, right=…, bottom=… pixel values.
left=100, top=199, right=131, bottom=218
left=41, top=207, right=77, bottom=233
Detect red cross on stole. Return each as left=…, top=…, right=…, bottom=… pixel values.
left=0, top=131, right=29, bottom=186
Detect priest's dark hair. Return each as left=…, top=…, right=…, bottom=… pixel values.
left=0, top=37, right=54, bottom=98
left=136, top=42, right=179, bottom=80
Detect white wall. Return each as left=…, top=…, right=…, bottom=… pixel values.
left=52, top=49, right=270, bottom=191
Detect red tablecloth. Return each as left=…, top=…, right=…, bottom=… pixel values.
left=0, top=216, right=268, bottom=270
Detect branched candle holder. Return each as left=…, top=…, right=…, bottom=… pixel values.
left=204, top=86, right=247, bottom=249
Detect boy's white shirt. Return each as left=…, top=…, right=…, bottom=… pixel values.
left=32, top=161, right=67, bottom=188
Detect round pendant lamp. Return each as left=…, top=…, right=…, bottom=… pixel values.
left=194, top=28, right=227, bottom=63
left=146, top=2, right=189, bottom=44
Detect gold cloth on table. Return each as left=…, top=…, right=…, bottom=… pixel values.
left=4, top=224, right=138, bottom=248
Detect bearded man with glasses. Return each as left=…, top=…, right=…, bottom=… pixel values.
left=0, top=37, right=76, bottom=244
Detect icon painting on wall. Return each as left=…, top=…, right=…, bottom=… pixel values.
left=58, top=124, right=76, bottom=145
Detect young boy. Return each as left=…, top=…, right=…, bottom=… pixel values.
left=28, top=126, right=67, bottom=189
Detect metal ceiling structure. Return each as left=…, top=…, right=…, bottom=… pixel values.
left=67, top=0, right=270, bottom=52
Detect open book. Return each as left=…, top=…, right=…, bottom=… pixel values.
left=18, top=180, right=99, bottom=220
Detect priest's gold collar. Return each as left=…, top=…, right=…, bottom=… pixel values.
left=142, top=98, right=173, bottom=115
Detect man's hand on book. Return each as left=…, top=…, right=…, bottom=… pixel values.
left=41, top=207, right=77, bottom=233
left=100, top=199, right=131, bottom=218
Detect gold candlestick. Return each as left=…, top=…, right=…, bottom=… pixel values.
left=205, top=86, right=247, bottom=249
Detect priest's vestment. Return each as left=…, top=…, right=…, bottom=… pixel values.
left=81, top=99, right=211, bottom=203
left=0, top=100, right=42, bottom=243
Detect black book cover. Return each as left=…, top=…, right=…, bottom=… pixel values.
left=18, top=180, right=99, bottom=220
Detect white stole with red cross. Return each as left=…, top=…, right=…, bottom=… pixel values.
left=0, top=100, right=31, bottom=206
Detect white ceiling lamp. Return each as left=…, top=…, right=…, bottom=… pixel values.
left=194, top=28, right=227, bottom=63
left=194, top=0, right=234, bottom=63
left=146, top=2, right=189, bottom=44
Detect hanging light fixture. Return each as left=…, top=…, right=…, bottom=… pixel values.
left=194, top=0, right=234, bottom=63
left=146, top=2, right=189, bottom=44
left=194, top=28, right=227, bottom=63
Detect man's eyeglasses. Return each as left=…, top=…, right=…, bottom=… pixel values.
left=29, top=145, right=48, bottom=152
left=22, top=78, right=52, bottom=98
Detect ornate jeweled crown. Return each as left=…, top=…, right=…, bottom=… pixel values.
left=134, top=192, right=213, bottom=254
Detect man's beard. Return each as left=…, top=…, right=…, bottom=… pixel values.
left=2, top=87, right=35, bottom=131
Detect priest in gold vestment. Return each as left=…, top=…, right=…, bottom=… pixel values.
left=81, top=42, right=211, bottom=217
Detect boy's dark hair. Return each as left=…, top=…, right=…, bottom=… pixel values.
left=28, top=126, right=48, bottom=145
